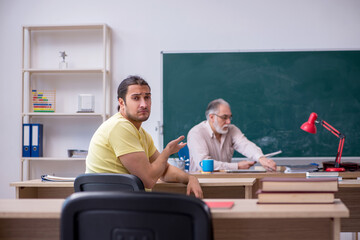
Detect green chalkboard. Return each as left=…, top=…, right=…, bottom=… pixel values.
left=163, top=50, right=360, bottom=157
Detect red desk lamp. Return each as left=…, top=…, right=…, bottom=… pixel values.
left=301, top=112, right=346, bottom=172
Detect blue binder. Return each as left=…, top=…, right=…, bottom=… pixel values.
left=22, top=124, right=32, bottom=157
left=31, top=123, right=43, bottom=157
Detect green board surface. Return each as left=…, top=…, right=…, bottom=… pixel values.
left=163, top=50, right=360, bottom=157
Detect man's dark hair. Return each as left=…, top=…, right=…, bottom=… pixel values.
left=117, top=75, right=150, bottom=111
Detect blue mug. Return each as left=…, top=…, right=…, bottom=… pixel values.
left=199, top=159, right=214, bottom=172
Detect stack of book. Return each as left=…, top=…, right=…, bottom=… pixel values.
left=257, top=177, right=338, bottom=204
left=306, top=171, right=339, bottom=178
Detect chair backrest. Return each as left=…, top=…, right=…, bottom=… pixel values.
left=61, top=191, right=213, bottom=240
left=74, top=173, right=144, bottom=192
left=178, top=145, right=189, bottom=160
left=178, top=145, right=190, bottom=171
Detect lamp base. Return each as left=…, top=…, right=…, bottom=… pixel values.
left=322, top=161, right=359, bottom=171
left=325, top=167, right=346, bottom=172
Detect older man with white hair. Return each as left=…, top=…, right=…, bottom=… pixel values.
left=187, top=98, right=276, bottom=172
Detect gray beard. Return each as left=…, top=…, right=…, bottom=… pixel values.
left=214, top=118, right=229, bottom=134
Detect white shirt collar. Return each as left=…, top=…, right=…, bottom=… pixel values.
left=205, top=120, right=215, bottom=138
left=204, top=120, right=215, bottom=139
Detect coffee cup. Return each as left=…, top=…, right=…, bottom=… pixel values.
left=199, top=159, right=214, bottom=172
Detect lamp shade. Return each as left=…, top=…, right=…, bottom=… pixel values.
left=301, top=112, right=318, bottom=134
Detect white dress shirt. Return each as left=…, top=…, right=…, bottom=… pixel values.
left=187, top=121, right=264, bottom=172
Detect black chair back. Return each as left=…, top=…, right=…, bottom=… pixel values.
left=74, top=173, right=144, bottom=192
left=61, top=191, right=213, bottom=240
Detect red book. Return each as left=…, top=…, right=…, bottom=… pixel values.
left=205, top=201, right=234, bottom=209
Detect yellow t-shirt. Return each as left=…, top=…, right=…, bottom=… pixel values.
left=85, top=112, right=157, bottom=174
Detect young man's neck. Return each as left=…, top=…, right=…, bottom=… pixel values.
left=119, top=111, right=142, bottom=130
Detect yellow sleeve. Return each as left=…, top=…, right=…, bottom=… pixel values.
left=109, top=121, right=144, bottom=157
left=143, top=129, right=157, bottom=157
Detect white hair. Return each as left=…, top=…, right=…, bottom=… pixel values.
left=205, top=98, right=230, bottom=120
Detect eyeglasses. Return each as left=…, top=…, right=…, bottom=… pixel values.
left=214, top=114, right=232, bottom=121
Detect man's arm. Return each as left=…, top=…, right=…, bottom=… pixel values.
left=258, top=156, right=276, bottom=171
left=149, top=150, right=203, bottom=198
left=232, top=126, right=276, bottom=171
left=119, top=136, right=186, bottom=189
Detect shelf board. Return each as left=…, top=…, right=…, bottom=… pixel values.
left=23, top=68, right=107, bottom=74
left=22, top=157, right=86, bottom=161
left=22, top=113, right=107, bottom=117
left=23, top=24, right=107, bottom=31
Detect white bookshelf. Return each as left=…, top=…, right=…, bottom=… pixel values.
left=21, top=24, right=111, bottom=180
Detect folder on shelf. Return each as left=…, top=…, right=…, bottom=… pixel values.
left=31, top=123, right=43, bottom=157
left=22, top=124, right=32, bottom=157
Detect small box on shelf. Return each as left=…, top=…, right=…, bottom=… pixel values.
left=77, top=94, right=95, bottom=113
left=67, top=149, right=88, bottom=158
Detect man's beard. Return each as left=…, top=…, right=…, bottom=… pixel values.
left=125, top=107, right=150, bottom=123
left=214, top=117, right=229, bottom=134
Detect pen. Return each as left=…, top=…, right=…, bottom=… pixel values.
left=264, top=150, right=282, bottom=158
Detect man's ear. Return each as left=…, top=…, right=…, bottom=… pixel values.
left=118, top=98, right=125, bottom=109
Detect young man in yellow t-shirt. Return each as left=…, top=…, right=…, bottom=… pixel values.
left=86, top=75, right=203, bottom=198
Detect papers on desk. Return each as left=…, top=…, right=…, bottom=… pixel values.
left=225, top=166, right=285, bottom=173
left=41, top=175, right=75, bottom=182
left=225, top=169, right=266, bottom=173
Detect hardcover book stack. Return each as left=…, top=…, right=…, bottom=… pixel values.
left=257, top=177, right=338, bottom=204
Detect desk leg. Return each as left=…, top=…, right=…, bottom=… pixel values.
left=332, top=218, right=340, bottom=240
left=245, top=186, right=252, bottom=199
left=15, top=187, right=20, bottom=199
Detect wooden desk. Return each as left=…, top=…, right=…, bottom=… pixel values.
left=0, top=199, right=62, bottom=240
left=209, top=199, right=349, bottom=240
left=10, top=180, right=74, bottom=199
left=191, top=171, right=360, bottom=179
left=337, top=179, right=360, bottom=232
left=10, top=178, right=256, bottom=199
left=0, top=198, right=349, bottom=240
left=153, top=177, right=256, bottom=199
left=10, top=176, right=360, bottom=232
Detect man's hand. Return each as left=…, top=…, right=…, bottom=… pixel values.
left=259, top=157, right=276, bottom=171
left=186, top=175, right=203, bottom=199
left=164, top=136, right=187, bottom=156
left=237, top=160, right=256, bottom=169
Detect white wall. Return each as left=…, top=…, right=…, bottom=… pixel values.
left=1, top=0, right=360, bottom=198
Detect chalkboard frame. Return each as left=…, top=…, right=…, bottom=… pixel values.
left=162, top=50, right=360, bottom=158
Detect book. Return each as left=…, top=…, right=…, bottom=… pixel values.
left=41, top=175, right=75, bottom=182
left=306, top=171, right=339, bottom=178
left=67, top=149, right=88, bottom=158
left=205, top=201, right=234, bottom=209
left=254, top=165, right=286, bottom=172
left=256, top=190, right=335, bottom=204
left=261, top=177, right=338, bottom=192
left=225, top=165, right=285, bottom=173
left=283, top=164, right=319, bottom=173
